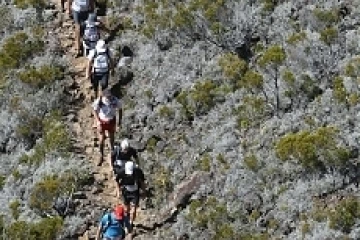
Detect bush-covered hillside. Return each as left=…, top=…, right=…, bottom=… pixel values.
left=2, top=0, right=360, bottom=239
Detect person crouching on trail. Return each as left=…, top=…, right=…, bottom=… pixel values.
left=86, top=39, right=114, bottom=99
left=68, top=0, right=95, bottom=57
left=92, top=89, right=122, bottom=166
left=115, top=161, right=146, bottom=227
left=111, top=139, right=139, bottom=175
left=95, top=204, right=133, bottom=240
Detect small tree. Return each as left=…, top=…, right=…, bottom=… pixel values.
left=258, top=45, right=286, bottom=115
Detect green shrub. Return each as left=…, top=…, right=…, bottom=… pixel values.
left=18, top=65, right=64, bottom=88
left=329, top=197, right=360, bottom=233
left=216, top=153, right=229, bottom=170
left=0, top=32, right=44, bottom=71
left=286, top=32, right=307, bottom=45
left=333, top=76, right=347, bottom=104
left=29, top=173, right=76, bottom=212
left=9, top=200, right=21, bottom=220
left=187, top=196, right=235, bottom=239
left=243, top=154, right=260, bottom=172
left=258, top=45, right=286, bottom=67
left=177, top=79, right=223, bottom=117
left=20, top=111, right=71, bottom=166
left=313, top=8, right=339, bottom=25
left=234, top=96, right=266, bottom=130
left=12, top=169, right=22, bottom=181
left=197, top=153, right=211, bottom=172
left=218, top=53, right=248, bottom=84
left=14, top=0, right=46, bottom=9
left=158, top=105, right=174, bottom=119
left=238, top=70, right=263, bottom=91
left=320, top=27, right=338, bottom=45
left=275, top=127, right=350, bottom=169
left=4, top=217, right=63, bottom=240
left=0, top=175, right=5, bottom=190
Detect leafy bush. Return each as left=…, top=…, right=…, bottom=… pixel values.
left=238, top=70, right=263, bottom=92
left=234, top=96, right=267, bottom=130
left=320, top=27, right=338, bottom=45
left=333, top=76, right=347, bottom=104
left=0, top=32, right=44, bottom=71
left=29, top=173, right=77, bottom=212
left=258, top=45, right=286, bottom=68
left=197, top=153, right=211, bottom=172
left=313, top=8, right=339, bottom=25
left=275, top=127, right=350, bottom=169
left=218, top=53, right=248, bottom=86
left=286, top=32, right=307, bottom=45
left=3, top=217, right=63, bottom=240
left=329, top=197, right=360, bottom=233
left=9, top=200, right=21, bottom=220
left=187, top=196, right=236, bottom=239
left=243, top=154, right=260, bottom=172
left=176, top=79, right=224, bottom=117
left=14, top=0, right=46, bottom=9
left=158, top=105, right=174, bottom=119
left=18, top=65, right=64, bottom=88
left=0, top=175, right=5, bottom=190
left=19, top=111, right=71, bottom=166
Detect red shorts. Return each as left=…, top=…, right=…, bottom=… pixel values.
left=99, top=118, right=116, bottom=132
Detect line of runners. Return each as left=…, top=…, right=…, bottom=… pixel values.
left=62, top=0, right=146, bottom=239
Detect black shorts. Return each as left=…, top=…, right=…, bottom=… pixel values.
left=91, top=72, right=109, bottom=91
left=122, top=189, right=140, bottom=206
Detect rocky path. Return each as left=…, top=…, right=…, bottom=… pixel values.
left=49, top=3, right=131, bottom=239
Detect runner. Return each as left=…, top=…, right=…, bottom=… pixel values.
left=68, top=0, right=95, bottom=57
left=115, top=161, right=146, bottom=227
left=86, top=39, right=114, bottom=99
left=92, top=88, right=122, bottom=166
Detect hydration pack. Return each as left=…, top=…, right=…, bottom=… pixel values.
left=83, top=21, right=100, bottom=49
left=74, top=0, right=89, bottom=11
left=93, top=50, right=110, bottom=73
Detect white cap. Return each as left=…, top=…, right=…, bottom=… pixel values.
left=125, top=161, right=134, bottom=175
left=121, top=139, right=129, bottom=150
left=96, top=39, right=107, bottom=53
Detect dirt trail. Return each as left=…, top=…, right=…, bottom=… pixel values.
left=50, top=3, right=136, bottom=239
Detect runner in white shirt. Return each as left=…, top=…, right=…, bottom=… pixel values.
left=92, top=89, right=122, bottom=166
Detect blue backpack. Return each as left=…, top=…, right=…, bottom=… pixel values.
left=101, top=212, right=125, bottom=238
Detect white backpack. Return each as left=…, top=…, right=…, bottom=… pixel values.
left=75, top=0, right=89, bottom=11
left=93, top=50, right=110, bottom=73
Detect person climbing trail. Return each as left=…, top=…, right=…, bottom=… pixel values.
left=115, top=161, right=146, bottom=227
left=111, top=139, right=139, bottom=175
left=68, top=0, right=95, bottom=57
left=95, top=204, right=133, bottom=240
left=92, top=88, right=122, bottom=166
left=60, top=0, right=66, bottom=12
left=83, top=13, right=110, bottom=56
left=86, top=39, right=114, bottom=99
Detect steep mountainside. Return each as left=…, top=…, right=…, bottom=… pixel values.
left=1, top=0, right=360, bottom=239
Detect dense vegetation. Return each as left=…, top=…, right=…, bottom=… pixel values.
left=1, top=0, right=360, bottom=239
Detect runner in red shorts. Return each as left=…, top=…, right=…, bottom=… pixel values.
left=92, top=89, right=122, bottom=166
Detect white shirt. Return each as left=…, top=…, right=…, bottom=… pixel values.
left=92, top=96, right=121, bottom=121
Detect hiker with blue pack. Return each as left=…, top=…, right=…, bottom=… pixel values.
left=95, top=204, right=133, bottom=240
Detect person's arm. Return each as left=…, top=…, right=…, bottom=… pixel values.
left=68, top=0, right=73, bottom=15
left=132, top=149, right=139, bottom=165
left=95, top=224, right=102, bottom=240
left=89, top=0, right=95, bottom=12
left=117, top=107, right=122, bottom=127
left=86, top=59, right=93, bottom=79
left=115, top=178, right=122, bottom=198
